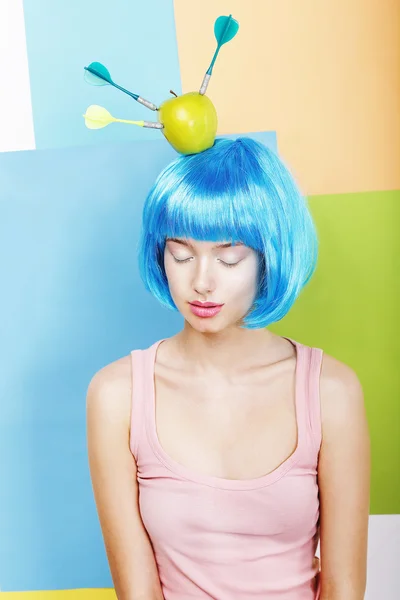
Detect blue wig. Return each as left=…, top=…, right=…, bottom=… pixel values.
left=137, top=137, right=318, bottom=329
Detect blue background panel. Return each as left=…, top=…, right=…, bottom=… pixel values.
left=0, top=132, right=276, bottom=591
left=22, top=0, right=182, bottom=150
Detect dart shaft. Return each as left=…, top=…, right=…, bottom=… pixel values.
left=112, top=84, right=158, bottom=111
left=85, top=66, right=158, bottom=110
left=108, top=81, right=157, bottom=110
left=199, top=73, right=211, bottom=95
left=113, top=118, right=163, bottom=128
left=112, top=82, right=139, bottom=101
left=138, top=97, right=158, bottom=111
left=143, top=121, right=163, bottom=129
left=114, top=118, right=144, bottom=125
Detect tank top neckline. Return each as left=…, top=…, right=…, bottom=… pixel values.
left=143, top=336, right=307, bottom=490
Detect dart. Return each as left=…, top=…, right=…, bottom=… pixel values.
left=82, top=14, right=239, bottom=154
left=84, top=62, right=158, bottom=111
left=83, top=105, right=163, bottom=130
left=199, top=14, right=239, bottom=95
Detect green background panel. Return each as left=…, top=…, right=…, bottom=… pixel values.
left=271, top=189, right=400, bottom=514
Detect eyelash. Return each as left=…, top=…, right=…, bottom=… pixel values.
left=172, top=256, right=239, bottom=269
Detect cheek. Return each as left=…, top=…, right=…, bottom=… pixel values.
left=234, top=270, right=259, bottom=298
left=226, top=261, right=260, bottom=300
left=240, top=258, right=261, bottom=300
left=164, top=254, right=186, bottom=293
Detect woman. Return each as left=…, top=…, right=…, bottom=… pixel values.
left=86, top=138, right=370, bottom=599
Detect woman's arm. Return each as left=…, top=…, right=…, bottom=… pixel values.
left=318, top=355, right=371, bottom=600
left=86, top=357, right=164, bottom=600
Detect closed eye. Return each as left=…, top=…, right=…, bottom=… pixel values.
left=172, top=256, right=239, bottom=268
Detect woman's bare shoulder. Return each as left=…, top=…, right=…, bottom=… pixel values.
left=320, top=350, right=362, bottom=390
left=319, top=350, right=365, bottom=423
left=86, top=354, right=133, bottom=423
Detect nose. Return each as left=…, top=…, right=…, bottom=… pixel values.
left=192, top=258, right=216, bottom=296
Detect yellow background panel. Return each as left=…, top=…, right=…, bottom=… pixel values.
left=173, top=0, right=400, bottom=196
left=0, top=591, right=115, bottom=599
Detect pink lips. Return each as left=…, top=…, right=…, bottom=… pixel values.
left=190, top=301, right=222, bottom=308
left=189, top=302, right=223, bottom=318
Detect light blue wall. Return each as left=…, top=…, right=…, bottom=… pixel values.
left=0, top=131, right=276, bottom=591
left=22, top=0, right=181, bottom=149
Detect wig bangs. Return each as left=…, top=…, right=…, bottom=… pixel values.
left=156, top=178, right=265, bottom=253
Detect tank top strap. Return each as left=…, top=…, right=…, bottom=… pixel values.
left=282, top=337, right=323, bottom=458
left=307, top=344, right=324, bottom=455
left=129, top=348, right=148, bottom=461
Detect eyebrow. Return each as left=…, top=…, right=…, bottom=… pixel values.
left=166, top=238, right=244, bottom=249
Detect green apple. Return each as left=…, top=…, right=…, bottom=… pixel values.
left=158, top=91, right=218, bottom=155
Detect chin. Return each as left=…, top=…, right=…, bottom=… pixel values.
left=184, top=310, right=219, bottom=328
left=190, top=314, right=235, bottom=335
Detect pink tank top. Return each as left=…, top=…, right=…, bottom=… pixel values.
left=130, top=337, right=323, bottom=600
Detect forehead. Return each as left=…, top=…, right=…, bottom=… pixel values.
left=166, top=237, right=244, bottom=250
